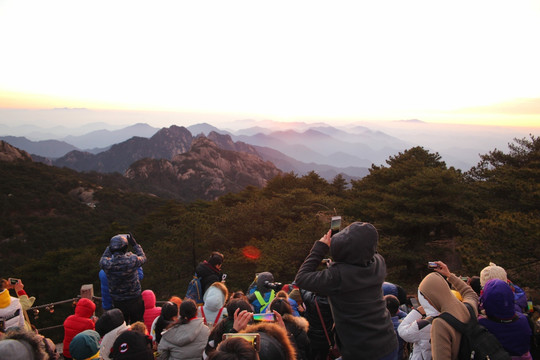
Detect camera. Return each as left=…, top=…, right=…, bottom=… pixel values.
left=264, top=281, right=283, bottom=291
left=330, top=216, right=342, bottom=236
left=8, top=278, right=20, bottom=285
left=427, top=262, right=439, bottom=269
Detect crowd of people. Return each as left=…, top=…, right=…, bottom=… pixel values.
left=1, top=224, right=539, bottom=360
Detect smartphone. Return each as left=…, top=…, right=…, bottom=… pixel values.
left=330, top=216, right=342, bottom=236
left=460, top=276, right=469, bottom=282
left=253, top=313, right=276, bottom=322
left=223, top=333, right=261, bottom=352
left=410, top=297, right=420, bottom=308
left=8, top=278, right=19, bottom=285
left=427, top=262, right=438, bottom=269
left=528, top=301, right=534, bottom=313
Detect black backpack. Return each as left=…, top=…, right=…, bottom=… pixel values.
left=439, top=302, right=510, bottom=360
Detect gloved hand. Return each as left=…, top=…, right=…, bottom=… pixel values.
left=127, top=232, right=137, bottom=246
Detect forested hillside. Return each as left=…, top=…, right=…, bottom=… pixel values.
left=2, top=135, right=538, bottom=312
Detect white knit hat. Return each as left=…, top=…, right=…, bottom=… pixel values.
left=480, top=262, right=507, bottom=287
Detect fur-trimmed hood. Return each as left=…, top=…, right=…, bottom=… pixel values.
left=283, top=314, right=309, bottom=333
left=244, top=322, right=296, bottom=360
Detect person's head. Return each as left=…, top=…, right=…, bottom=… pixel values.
left=468, top=276, right=482, bottom=296
left=69, top=330, right=101, bottom=360
left=179, top=298, right=198, bottom=324
left=169, top=296, right=183, bottom=308
left=208, top=337, right=260, bottom=360
left=418, top=272, right=459, bottom=315
left=209, top=251, right=224, bottom=269
left=276, top=290, right=288, bottom=299
left=109, top=234, right=128, bottom=254
left=230, top=291, right=249, bottom=303
left=225, top=299, right=253, bottom=318
left=161, top=301, right=179, bottom=321
left=480, top=262, right=507, bottom=288
left=270, top=298, right=293, bottom=317
left=384, top=294, right=400, bottom=316
left=42, top=337, right=60, bottom=360
left=480, top=279, right=516, bottom=320
left=95, top=308, right=126, bottom=337
left=130, top=321, right=148, bottom=335
left=255, top=272, right=274, bottom=291
left=243, top=322, right=296, bottom=360
left=205, top=282, right=229, bottom=306
left=330, top=222, right=379, bottom=266
left=1, top=329, right=48, bottom=360
left=109, top=330, right=154, bottom=360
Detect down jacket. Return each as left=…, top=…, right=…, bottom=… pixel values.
left=157, top=318, right=210, bottom=360
left=143, top=289, right=162, bottom=331
left=62, top=298, right=96, bottom=359
left=99, top=244, right=146, bottom=301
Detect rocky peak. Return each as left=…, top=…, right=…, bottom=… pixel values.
left=207, top=131, right=259, bottom=156
left=126, top=136, right=281, bottom=201
left=0, top=141, right=33, bottom=162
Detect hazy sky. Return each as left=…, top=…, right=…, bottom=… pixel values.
left=1, top=0, right=539, bottom=128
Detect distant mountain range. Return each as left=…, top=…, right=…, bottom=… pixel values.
left=1, top=120, right=532, bottom=177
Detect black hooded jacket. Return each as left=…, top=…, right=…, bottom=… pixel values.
left=195, top=261, right=222, bottom=295
left=294, top=222, right=398, bottom=360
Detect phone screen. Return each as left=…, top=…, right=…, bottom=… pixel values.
left=330, top=216, right=341, bottom=236
left=253, top=313, right=276, bottom=322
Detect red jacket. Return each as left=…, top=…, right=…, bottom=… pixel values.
left=142, top=289, right=161, bottom=332
left=62, top=298, right=96, bottom=358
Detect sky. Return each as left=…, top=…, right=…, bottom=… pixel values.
left=1, top=0, right=540, bottom=129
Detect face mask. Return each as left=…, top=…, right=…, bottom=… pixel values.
left=418, top=290, right=440, bottom=317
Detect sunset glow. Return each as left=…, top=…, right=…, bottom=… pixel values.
left=1, top=1, right=539, bottom=128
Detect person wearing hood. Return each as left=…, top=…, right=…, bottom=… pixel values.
left=294, top=222, right=398, bottom=360
left=99, top=233, right=147, bottom=324
left=478, top=279, right=532, bottom=359
left=418, top=260, right=478, bottom=360
left=157, top=298, right=210, bottom=360
left=247, top=272, right=278, bottom=313
left=198, top=282, right=228, bottom=328
left=196, top=252, right=225, bottom=296
left=397, top=296, right=437, bottom=360
left=142, top=289, right=161, bottom=331
left=480, top=262, right=528, bottom=313
left=62, top=297, right=97, bottom=360
left=95, top=308, right=130, bottom=360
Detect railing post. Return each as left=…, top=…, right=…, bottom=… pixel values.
left=80, top=284, right=94, bottom=300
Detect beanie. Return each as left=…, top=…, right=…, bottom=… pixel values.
left=69, top=330, right=100, bottom=360
left=480, top=262, right=507, bottom=287
left=0, top=339, right=35, bottom=360
left=0, top=288, right=11, bottom=308
left=110, top=330, right=154, bottom=360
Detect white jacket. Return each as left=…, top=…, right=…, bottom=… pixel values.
left=100, top=322, right=129, bottom=360
left=397, top=309, right=432, bottom=360
left=0, top=295, right=25, bottom=331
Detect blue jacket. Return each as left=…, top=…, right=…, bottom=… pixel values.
left=99, top=268, right=144, bottom=309
left=99, top=244, right=146, bottom=301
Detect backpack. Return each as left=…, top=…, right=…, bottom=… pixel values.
left=186, top=273, right=204, bottom=306
left=438, top=302, right=510, bottom=360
